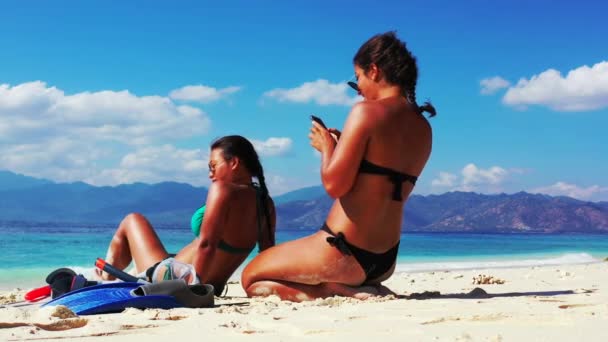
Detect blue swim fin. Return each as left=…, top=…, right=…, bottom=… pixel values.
left=41, top=282, right=182, bottom=315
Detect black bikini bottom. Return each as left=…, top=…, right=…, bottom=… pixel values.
left=320, top=223, right=399, bottom=282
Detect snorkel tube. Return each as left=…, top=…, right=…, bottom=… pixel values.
left=95, top=258, right=149, bottom=283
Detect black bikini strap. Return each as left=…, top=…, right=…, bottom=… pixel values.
left=326, top=233, right=352, bottom=256
left=390, top=174, right=404, bottom=201
left=359, top=159, right=418, bottom=201
left=388, top=173, right=417, bottom=201
left=321, top=224, right=352, bottom=255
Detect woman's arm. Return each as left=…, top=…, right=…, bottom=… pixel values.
left=312, top=102, right=374, bottom=198
left=191, top=181, right=230, bottom=281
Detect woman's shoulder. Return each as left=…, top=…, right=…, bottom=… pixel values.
left=210, top=181, right=261, bottom=199
left=352, top=98, right=397, bottom=119
left=207, top=181, right=241, bottom=199
left=345, top=100, right=388, bottom=131
left=345, top=100, right=379, bottom=122
left=351, top=99, right=383, bottom=113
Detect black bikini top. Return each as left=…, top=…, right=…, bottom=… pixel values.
left=359, top=159, right=418, bottom=201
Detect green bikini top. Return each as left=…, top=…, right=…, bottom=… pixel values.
left=190, top=184, right=266, bottom=254
left=190, top=205, right=206, bottom=237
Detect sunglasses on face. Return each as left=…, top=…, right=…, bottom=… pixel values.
left=208, top=161, right=225, bottom=173
left=347, top=74, right=360, bottom=93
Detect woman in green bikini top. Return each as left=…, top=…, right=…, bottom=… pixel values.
left=97, top=135, right=276, bottom=296
left=190, top=180, right=268, bottom=255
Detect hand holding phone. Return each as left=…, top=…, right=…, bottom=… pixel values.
left=310, top=114, right=327, bottom=129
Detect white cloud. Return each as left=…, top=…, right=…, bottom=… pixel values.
left=86, top=145, right=209, bottom=186
left=263, top=174, right=320, bottom=196
left=480, top=76, right=510, bottom=95
left=502, top=61, right=608, bottom=111
left=265, top=174, right=290, bottom=196
left=263, top=79, right=360, bottom=106
left=431, top=172, right=457, bottom=187
left=462, top=163, right=508, bottom=187
left=430, top=166, right=608, bottom=201
left=531, top=182, right=608, bottom=201
left=0, top=141, right=211, bottom=187
left=169, top=85, right=241, bottom=103
left=431, top=163, right=510, bottom=192
left=0, top=80, right=216, bottom=185
left=0, top=139, right=111, bottom=183
left=0, top=81, right=61, bottom=115
left=0, top=81, right=211, bottom=145
left=251, top=137, right=293, bottom=157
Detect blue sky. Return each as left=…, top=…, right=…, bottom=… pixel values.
left=0, top=0, right=607, bottom=200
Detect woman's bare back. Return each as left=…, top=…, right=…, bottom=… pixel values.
left=326, top=96, right=432, bottom=252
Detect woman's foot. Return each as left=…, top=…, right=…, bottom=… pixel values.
left=324, top=282, right=395, bottom=300
left=246, top=280, right=396, bottom=302
left=94, top=267, right=116, bottom=281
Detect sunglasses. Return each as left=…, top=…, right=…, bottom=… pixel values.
left=347, top=75, right=360, bottom=93
left=208, top=160, right=226, bottom=173
left=347, top=81, right=360, bottom=92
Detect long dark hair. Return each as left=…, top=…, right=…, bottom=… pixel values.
left=210, top=135, right=274, bottom=246
left=353, top=31, right=437, bottom=117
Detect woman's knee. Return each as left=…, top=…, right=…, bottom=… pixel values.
left=122, top=212, right=146, bottom=224
left=119, top=212, right=147, bottom=230
left=113, top=213, right=150, bottom=242
left=241, top=261, right=259, bottom=290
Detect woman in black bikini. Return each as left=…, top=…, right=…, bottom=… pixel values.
left=96, top=135, right=275, bottom=296
left=241, top=31, right=436, bottom=301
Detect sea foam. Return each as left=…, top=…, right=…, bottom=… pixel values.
left=394, top=252, right=599, bottom=273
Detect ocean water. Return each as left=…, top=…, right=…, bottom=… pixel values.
left=1, top=224, right=608, bottom=290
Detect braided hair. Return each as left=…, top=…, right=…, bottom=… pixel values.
left=210, top=135, right=275, bottom=246
left=353, top=31, right=437, bottom=117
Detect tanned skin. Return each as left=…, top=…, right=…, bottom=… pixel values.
left=98, top=148, right=275, bottom=293
left=241, top=64, right=432, bottom=302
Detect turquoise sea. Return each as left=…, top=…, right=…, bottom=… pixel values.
left=1, top=223, right=608, bottom=290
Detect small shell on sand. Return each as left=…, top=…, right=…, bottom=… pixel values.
left=0, top=291, right=25, bottom=305
left=472, top=274, right=505, bottom=285
left=46, top=305, right=78, bottom=319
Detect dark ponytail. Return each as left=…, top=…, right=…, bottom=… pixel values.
left=251, top=158, right=275, bottom=246
left=210, top=135, right=275, bottom=246
left=353, top=31, right=437, bottom=117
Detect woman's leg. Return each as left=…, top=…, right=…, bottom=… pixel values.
left=97, top=213, right=169, bottom=280
left=241, top=231, right=372, bottom=301
left=246, top=280, right=386, bottom=302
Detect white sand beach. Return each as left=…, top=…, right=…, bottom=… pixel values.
left=1, top=262, right=607, bottom=341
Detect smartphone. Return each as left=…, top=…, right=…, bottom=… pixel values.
left=310, top=114, right=327, bottom=129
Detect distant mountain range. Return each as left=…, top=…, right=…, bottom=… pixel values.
left=275, top=190, right=608, bottom=233
left=1, top=170, right=607, bottom=233
left=0, top=170, right=207, bottom=227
